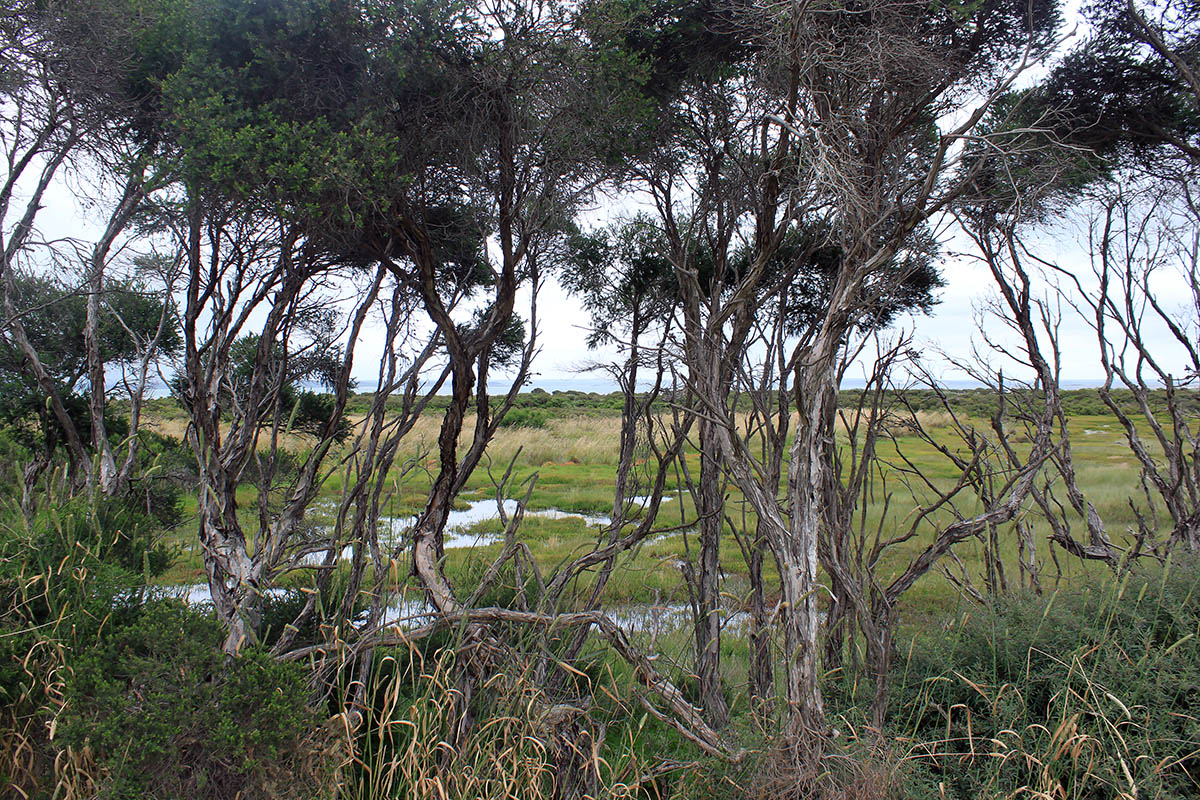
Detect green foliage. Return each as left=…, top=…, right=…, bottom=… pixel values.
left=0, top=431, right=25, bottom=507
left=150, top=0, right=379, bottom=207
left=290, top=390, right=350, bottom=442
left=892, top=561, right=1200, bottom=799
left=0, top=492, right=175, bottom=797
left=0, top=495, right=172, bottom=706
left=219, top=333, right=352, bottom=442
left=735, top=219, right=944, bottom=336
left=498, top=407, right=551, bottom=429
left=61, top=602, right=316, bottom=800
left=961, top=0, right=1200, bottom=214
left=562, top=216, right=679, bottom=348
left=126, top=429, right=194, bottom=527
left=865, top=387, right=1200, bottom=421
left=579, top=0, right=762, bottom=106
left=0, top=489, right=324, bottom=799
left=0, top=273, right=179, bottom=455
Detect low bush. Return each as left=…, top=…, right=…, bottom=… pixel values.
left=891, top=559, right=1200, bottom=799
left=499, top=407, right=551, bottom=429
left=62, top=601, right=323, bottom=800
left=0, top=493, right=333, bottom=800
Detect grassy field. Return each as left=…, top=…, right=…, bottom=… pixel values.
left=151, top=396, right=1144, bottom=625
left=7, top=393, right=1196, bottom=800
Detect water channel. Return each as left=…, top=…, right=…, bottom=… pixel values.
left=156, top=496, right=723, bottom=636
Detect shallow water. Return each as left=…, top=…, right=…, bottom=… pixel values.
left=151, top=583, right=292, bottom=605
left=303, top=495, right=673, bottom=561
left=369, top=597, right=750, bottom=636
left=160, top=584, right=746, bottom=636
left=164, top=494, right=692, bottom=632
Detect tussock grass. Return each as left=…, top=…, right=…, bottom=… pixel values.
left=337, top=638, right=694, bottom=799
left=485, top=415, right=625, bottom=467
left=142, top=415, right=322, bottom=454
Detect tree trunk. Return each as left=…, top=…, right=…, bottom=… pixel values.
left=781, top=360, right=834, bottom=744
left=694, top=416, right=729, bottom=727
left=197, top=487, right=260, bottom=654
left=864, top=607, right=894, bottom=733
left=748, top=519, right=774, bottom=713
left=84, top=175, right=144, bottom=497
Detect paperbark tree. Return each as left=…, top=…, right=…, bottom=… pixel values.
left=753, top=0, right=1059, bottom=748
left=600, top=0, right=1059, bottom=751
left=1055, top=183, right=1200, bottom=554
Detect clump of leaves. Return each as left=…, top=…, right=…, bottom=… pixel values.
left=61, top=601, right=323, bottom=800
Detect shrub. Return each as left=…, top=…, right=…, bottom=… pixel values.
left=499, top=407, right=550, bottom=429
left=61, top=600, right=322, bottom=800
left=891, top=560, right=1200, bottom=800
left=0, top=492, right=175, bottom=795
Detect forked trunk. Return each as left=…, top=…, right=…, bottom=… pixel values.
left=197, top=490, right=260, bottom=655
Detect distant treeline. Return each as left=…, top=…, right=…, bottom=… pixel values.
left=888, top=386, right=1200, bottom=420
left=134, top=386, right=1198, bottom=425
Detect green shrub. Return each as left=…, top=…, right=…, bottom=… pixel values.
left=498, top=407, right=550, bottom=428
left=891, top=560, right=1200, bottom=800
left=0, top=491, right=179, bottom=795
left=62, top=600, right=319, bottom=800
left=127, top=430, right=195, bottom=527
left=0, top=493, right=171, bottom=646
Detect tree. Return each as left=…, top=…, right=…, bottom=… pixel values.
left=589, top=0, right=1063, bottom=755
left=0, top=0, right=191, bottom=500
left=223, top=332, right=353, bottom=442
left=84, top=0, right=654, bottom=657
left=0, top=272, right=180, bottom=507
left=1057, top=181, right=1200, bottom=554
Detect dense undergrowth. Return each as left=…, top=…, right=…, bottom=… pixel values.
left=886, top=563, right=1200, bottom=799
left=1, top=401, right=1198, bottom=799
left=0, top=490, right=326, bottom=799
left=3, top=480, right=1197, bottom=799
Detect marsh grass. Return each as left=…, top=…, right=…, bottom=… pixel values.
left=148, top=408, right=1159, bottom=610
left=105, top=399, right=1200, bottom=799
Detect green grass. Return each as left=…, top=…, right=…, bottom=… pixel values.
left=11, top=393, right=1199, bottom=800
left=147, top=403, right=1174, bottom=623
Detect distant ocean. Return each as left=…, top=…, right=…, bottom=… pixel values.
left=487, top=376, right=1110, bottom=395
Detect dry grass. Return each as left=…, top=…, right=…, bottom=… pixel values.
left=900, top=674, right=1147, bottom=800
left=486, top=415, right=624, bottom=467
left=0, top=567, right=104, bottom=800
left=336, top=640, right=670, bottom=800
left=746, top=731, right=910, bottom=800
left=139, top=411, right=629, bottom=465
left=143, top=415, right=326, bottom=454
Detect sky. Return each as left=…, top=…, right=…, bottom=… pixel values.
left=25, top=133, right=1197, bottom=398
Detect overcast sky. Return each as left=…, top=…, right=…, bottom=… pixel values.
left=27, top=135, right=1198, bottom=395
